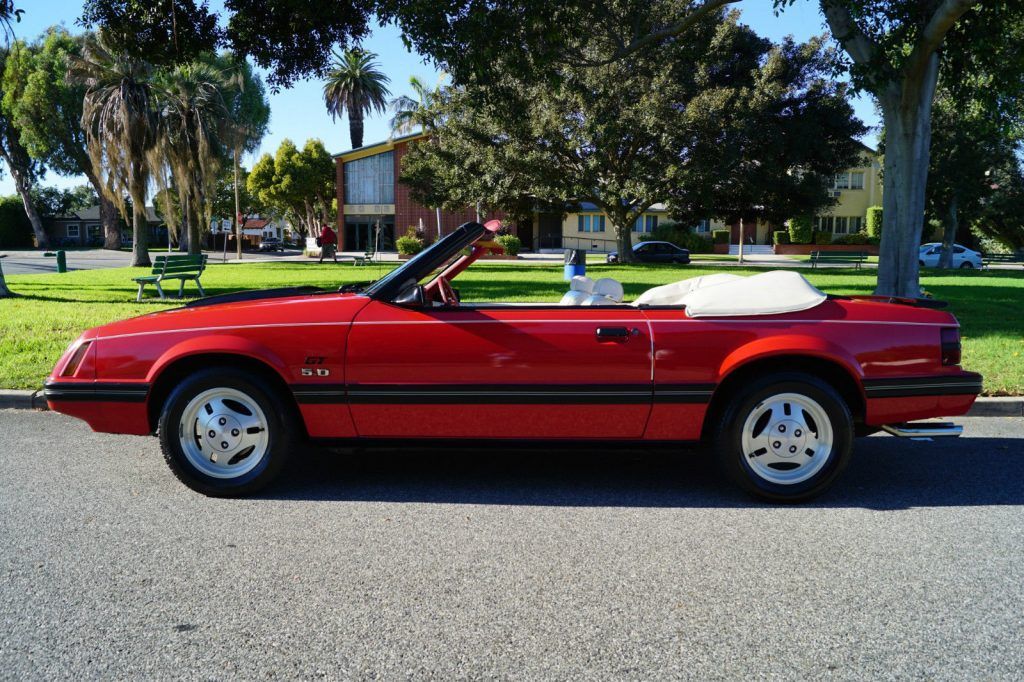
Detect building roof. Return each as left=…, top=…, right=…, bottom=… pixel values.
left=333, top=131, right=427, bottom=161
left=51, top=205, right=162, bottom=223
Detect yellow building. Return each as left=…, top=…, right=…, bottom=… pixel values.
left=813, top=146, right=883, bottom=235
left=544, top=147, right=881, bottom=252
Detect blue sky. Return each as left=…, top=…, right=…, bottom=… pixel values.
left=0, top=0, right=880, bottom=196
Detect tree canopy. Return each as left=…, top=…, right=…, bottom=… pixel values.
left=400, top=11, right=864, bottom=260
left=247, top=138, right=335, bottom=236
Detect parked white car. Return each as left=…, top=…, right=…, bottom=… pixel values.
left=919, top=242, right=983, bottom=269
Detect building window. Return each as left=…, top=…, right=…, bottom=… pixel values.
left=849, top=216, right=863, bottom=232
left=815, top=216, right=834, bottom=232
left=850, top=172, right=865, bottom=190
left=87, top=224, right=101, bottom=240
left=66, top=223, right=80, bottom=238
left=834, top=217, right=849, bottom=234
left=694, top=219, right=710, bottom=233
left=578, top=214, right=605, bottom=233
left=632, top=215, right=658, bottom=233
left=343, top=151, right=395, bottom=205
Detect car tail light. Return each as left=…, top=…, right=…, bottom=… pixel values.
left=62, top=341, right=92, bottom=377
left=940, top=328, right=961, bottom=366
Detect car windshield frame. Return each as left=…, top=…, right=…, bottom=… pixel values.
left=363, top=221, right=487, bottom=301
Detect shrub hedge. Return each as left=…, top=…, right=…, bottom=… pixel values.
left=712, top=229, right=730, bottom=244
left=788, top=216, right=813, bottom=244
left=495, top=234, right=522, bottom=256
left=773, top=230, right=790, bottom=245
left=866, top=206, right=883, bottom=238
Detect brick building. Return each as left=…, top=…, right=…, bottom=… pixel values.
left=334, top=132, right=508, bottom=252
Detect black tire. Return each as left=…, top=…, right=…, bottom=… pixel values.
left=713, top=372, right=853, bottom=503
left=157, top=368, right=294, bottom=496
left=959, top=261, right=973, bottom=269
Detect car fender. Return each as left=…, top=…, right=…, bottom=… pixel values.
left=716, top=333, right=864, bottom=388
left=145, top=333, right=291, bottom=385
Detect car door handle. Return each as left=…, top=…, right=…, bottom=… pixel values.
left=596, top=327, right=636, bottom=340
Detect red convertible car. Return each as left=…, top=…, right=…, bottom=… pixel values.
left=45, top=221, right=981, bottom=501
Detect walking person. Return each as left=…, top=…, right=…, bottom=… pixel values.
left=318, top=223, right=338, bottom=263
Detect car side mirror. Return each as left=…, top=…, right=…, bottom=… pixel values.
left=393, top=284, right=426, bottom=307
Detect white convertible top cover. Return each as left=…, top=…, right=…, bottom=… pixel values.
left=682, top=270, right=827, bottom=318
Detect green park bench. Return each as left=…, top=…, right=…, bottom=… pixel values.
left=133, top=254, right=208, bottom=301
left=340, top=244, right=376, bottom=266
left=810, top=251, right=868, bottom=269
left=982, top=253, right=1024, bottom=269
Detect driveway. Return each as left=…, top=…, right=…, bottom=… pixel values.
left=1, top=410, right=1022, bottom=678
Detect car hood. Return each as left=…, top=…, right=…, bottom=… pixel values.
left=89, top=289, right=371, bottom=340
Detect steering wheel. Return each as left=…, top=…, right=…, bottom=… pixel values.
left=436, top=276, right=459, bottom=306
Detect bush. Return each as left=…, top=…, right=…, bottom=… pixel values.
left=0, top=195, right=33, bottom=248
left=646, top=223, right=713, bottom=253
left=866, top=206, right=883, bottom=238
left=495, top=234, right=522, bottom=256
left=712, top=230, right=729, bottom=244
left=788, top=216, right=813, bottom=244
left=813, top=230, right=832, bottom=245
left=773, top=230, right=790, bottom=245
left=395, top=228, right=424, bottom=255
left=832, top=232, right=869, bottom=245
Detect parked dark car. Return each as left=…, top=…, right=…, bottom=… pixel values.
left=607, top=241, right=690, bottom=264
left=258, top=237, right=285, bottom=252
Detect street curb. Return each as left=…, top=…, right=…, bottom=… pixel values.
left=1, top=389, right=1020, bottom=417
left=0, top=389, right=48, bottom=411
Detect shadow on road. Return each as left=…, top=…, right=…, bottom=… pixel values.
left=263, top=435, right=1023, bottom=510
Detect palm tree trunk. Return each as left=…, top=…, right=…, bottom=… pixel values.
left=84, top=167, right=121, bottom=250
left=349, top=109, right=364, bottom=149
left=0, top=258, right=13, bottom=298
left=130, top=168, right=152, bottom=267
left=188, top=182, right=202, bottom=256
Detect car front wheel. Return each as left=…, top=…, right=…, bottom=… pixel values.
left=157, top=368, right=294, bottom=496
left=713, top=372, right=853, bottom=502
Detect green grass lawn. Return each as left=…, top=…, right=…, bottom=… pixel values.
left=2, top=261, right=1021, bottom=394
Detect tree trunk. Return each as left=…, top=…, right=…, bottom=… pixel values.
left=84, top=167, right=121, bottom=250
left=349, top=110, right=364, bottom=149
left=0, top=259, right=13, bottom=297
left=875, top=57, right=939, bottom=298
left=129, top=170, right=152, bottom=267
left=234, top=146, right=242, bottom=261
left=938, top=193, right=958, bottom=269
left=187, top=183, right=202, bottom=256
left=1, top=149, right=49, bottom=249
left=610, top=211, right=635, bottom=263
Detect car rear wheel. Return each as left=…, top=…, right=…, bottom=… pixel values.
left=959, top=261, right=973, bottom=269
left=158, top=368, right=294, bottom=496
left=713, top=372, right=853, bottom=502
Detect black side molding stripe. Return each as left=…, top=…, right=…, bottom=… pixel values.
left=43, top=382, right=150, bottom=403
left=862, top=374, right=983, bottom=398
left=290, top=383, right=718, bottom=405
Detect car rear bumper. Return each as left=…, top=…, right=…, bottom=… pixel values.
left=863, top=371, right=982, bottom=425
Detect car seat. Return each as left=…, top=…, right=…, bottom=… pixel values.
left=581, top=278, right=625, bottom=305
left=559, top=275, right=595, bottom=305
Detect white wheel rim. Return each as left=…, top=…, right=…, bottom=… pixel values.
left=740, top=392, right=834, bottom=486
left=178, top=388, right=269, bottom=479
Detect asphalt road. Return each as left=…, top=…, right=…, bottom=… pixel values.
left=1, top=410, right=1022, bottom=679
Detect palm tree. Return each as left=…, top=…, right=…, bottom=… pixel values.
left=151, top=61, right=230, bottom=255
left=389, top=74, right=446, bottom=135
left=323, top=49, right=391, bottom=149
left=70, top=32, right=158, bottom=267
left=213, top=52, right=270, bottom=260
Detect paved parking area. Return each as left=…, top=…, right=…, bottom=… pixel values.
left=1, top=410, right=1022, bottom=678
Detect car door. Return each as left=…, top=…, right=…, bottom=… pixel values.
left=920, top=246, right=939, bottom=267
left=344, top=301, right=653, bottom=440
left=633, top=243, right=653, bottom=262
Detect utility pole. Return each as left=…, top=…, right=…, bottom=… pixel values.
left=234, top=146, right=242, bottom=260
left=738, top=220, right=745, bottom=265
